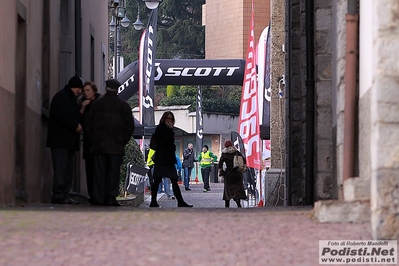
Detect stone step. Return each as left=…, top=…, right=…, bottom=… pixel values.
left=314, top=199, right=370, bottom=223
left=343, top=176, right=370, bottom=201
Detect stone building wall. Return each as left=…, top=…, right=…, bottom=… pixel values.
left=204, top=0, right=270, bottom=59
left=332, top=0, right=349, bottom=201
left=285, top=0, right=306, bottom=205
left=369, top=0, right=399, bottom=240
left=0, top=0, right=109, bottom=205
left=285, top=0, right=335, bottom=205
left=314, top=1, right=334, bottom=201
left=270, top=0, right=285, bottom=170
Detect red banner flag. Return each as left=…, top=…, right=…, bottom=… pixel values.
left=238, top=2, right=261, bottom=170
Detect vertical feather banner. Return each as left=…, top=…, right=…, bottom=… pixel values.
left=139, top=8, right=158, bottom=126
left=196, top=85, right=203, bottom=153
left=238, top=1, right=261, bottom=170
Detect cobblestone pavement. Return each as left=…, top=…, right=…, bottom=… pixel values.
left=0, top=183, right=375, bottom=266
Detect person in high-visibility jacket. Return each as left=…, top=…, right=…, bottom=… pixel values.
left=146, top=148, right=156, bottom=168
left=198, top=145, right=218, bottom=192
left=146, top=148, right=155, bottom=188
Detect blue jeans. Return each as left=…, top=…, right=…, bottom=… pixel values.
left=158, top=178, right=173, bottom=197
left=201, top=167, right=212, bottom=190
left=183, top=167, right=193, bottom=188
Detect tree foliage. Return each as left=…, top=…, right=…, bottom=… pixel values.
left=159, top=85, right=241, bottom=115
left=116, top=1, right=242, bottom=115
left=157, top=0, right=205, bottom=59
left=119, top=0, right=205, bottom=65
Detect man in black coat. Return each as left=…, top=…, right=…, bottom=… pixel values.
left=46, top=75, right=83, bottom=204
left=85, top=79, right=134, bottom=206
left=182, top=143, right=197, bottom=190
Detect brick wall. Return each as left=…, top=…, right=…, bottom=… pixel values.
left=204, top=0, right=270, bottom=59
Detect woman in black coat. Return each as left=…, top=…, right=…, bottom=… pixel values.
left=78, top=81, right=101, bottom=202
left=218, top=140, right=247, bottom=208
left=150, top=111, right=192, bottom=208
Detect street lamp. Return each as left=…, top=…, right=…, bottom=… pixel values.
left=143, top=0, right=162, bottom=9
left=109, top=0, right=144, bottom=78
left=132, top=0, right=145, bottom=30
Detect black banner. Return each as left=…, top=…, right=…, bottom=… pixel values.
left=262, top=26, right=271, bottom=130
left=124, top=163, right=149, bottom=194
left=117, top=61, right=139, bottom=100
left=139, top=9, right=158, bottom=127
left=118, top=59, right=245, bottom=101
left=196, top=86, right=203, bottom=153
left=231, top=131, right=246, bottom=158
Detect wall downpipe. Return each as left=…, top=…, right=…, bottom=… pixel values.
left=285, top=0, right=292, bottom=206
left=342, top=0, right=359, bottom=198
left=305, top=0, right=315, bottom=205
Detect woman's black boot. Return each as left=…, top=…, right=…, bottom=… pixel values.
left=150, top=180, right=160, bottom=207
left=234, top=199, right=242, bottom=208
left=172, top=181, right=193, bottom=207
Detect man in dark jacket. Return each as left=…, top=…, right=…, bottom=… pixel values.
left=182, top=143, right=197, bottom=190
left=46, top=75, right=83, bottom=204
left=85, top=79, right=134, bottom=206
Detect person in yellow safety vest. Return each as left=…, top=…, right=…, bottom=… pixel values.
left=146, top=148, right=156, bottom=189
left=147, top=148, right=155, bottom=167
left=198, top=144, right=218, bottom=192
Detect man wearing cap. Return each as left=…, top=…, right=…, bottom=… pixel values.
left=198, top=144, right=218, bottom=192
left=46, top=75, right=84, bottom=204
left=86, top=79, right=134, bottom=206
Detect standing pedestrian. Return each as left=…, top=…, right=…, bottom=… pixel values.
left=150, top=111, right=192, bottom=208
left=86, top=79, right=134, bottom=206
left=78, top=81, right=101, bottom=202
left=46, top=75, right=84, bottom=204
left=198, top=144, right=218, bottom=192
left=218, top=140, right=247, bottom=208
left=182, top=143, right=197, bottom=190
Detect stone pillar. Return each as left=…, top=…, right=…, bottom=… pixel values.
left=270, top=0, right=285, bottom=169
left=314, top=1, right=335, bottom=201
left=267, top=0, right=286, bottom=206
left=332, top=0, right=348, bottom=201
left=370, top=1, right=399, bottom=240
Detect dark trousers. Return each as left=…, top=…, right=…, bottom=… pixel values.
left=84, top=155, right=95, bottom=200
left=51, top=148, right=74, bottom=201
left=91, top=154, right=122, bottom=205
left=147, top=166, right=154, bottom=187
left=151, top=164, right=184, bottom=205
left=201, top=167, right=212, bottom=189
